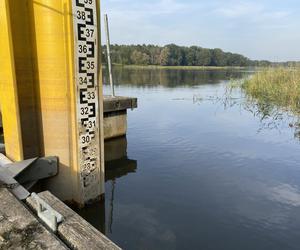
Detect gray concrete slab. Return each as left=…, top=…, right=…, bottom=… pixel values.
left=103, top=96, right=137, bottom=113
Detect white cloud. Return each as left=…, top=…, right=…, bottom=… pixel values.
left=214, top=1, right=290, bottom=23
left=103, top=0, right=189, bottom=16
left=215, top=2, right=264, bottom=18
left=101, top=0, right=300, bottom=61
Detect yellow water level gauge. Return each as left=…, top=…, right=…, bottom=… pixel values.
left=72, top=0, right=102, bottom=203
left=0, top=0, right=104, bottom=206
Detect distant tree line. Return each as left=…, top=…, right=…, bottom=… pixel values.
left=102, top=44, right=280, bottom=67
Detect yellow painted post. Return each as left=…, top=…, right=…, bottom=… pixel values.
left=8, top=0, right=41, bottom=159
left=0, top=0, right=24, bottom=161
left=26, top=0, right=79, bottom=202
left=0, top=0, right=104, bottom=205
left=28, top=0, right=104, bottom=204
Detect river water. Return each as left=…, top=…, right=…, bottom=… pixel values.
left=79, top=68, right=300, bottom=250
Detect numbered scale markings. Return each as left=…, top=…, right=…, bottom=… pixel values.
left=72, top=0, right=100, bottom=199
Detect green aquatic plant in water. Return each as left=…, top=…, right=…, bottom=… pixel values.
left=241, top=67, right=300, bottom=115
left=228, top=67, right=300, bottom=139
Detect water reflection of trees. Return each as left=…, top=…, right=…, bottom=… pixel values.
left=103, top=67, right=250, bottom=88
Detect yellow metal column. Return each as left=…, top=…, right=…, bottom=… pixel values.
left=0, top=0, right=104, bottom=205
left=0, top=0, right=24, bottom=161
left=28, top=0, right=104, bottom=204
left=8, top=0, right=41, bottom=159
left=27, top=0, right=77, bottom=202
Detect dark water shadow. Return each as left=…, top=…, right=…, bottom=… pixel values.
left=75, top=136, right=137, bottom=234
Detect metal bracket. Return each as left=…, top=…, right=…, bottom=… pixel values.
left=5, top=156, right=58, bottom=183
left=0, top=156, right=58, bottom=200
left=0, top=168, right=30, bottom=200
left=31, top=193, right=64, bottom=232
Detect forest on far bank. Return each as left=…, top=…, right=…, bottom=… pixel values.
left=102, top=44, right=299, bottom=67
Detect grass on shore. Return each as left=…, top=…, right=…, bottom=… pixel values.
left=240, top=67, right=300, bottom=115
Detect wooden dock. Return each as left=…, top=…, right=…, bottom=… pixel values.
left=0, top=185, right=67, bottom=249
left=27, top=191, right=121, bottom=250
left=0, top=186, right=121, bottom=249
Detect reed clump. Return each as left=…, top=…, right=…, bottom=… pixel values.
left=241, top=67, right=300, bottom=115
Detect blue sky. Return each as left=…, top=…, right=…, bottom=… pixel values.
left=101, top=0, right=300, bottom=61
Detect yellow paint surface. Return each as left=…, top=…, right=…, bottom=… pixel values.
left=30, top=0, right=104, bottom=204
left=0, top=0, right=24, bottom=161
left=29, top=0, right=79, bottom=201
left=8, top=0, right=40, bottom=159
left=0, top=0, right=104, bottom=205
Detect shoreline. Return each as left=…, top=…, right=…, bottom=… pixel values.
left=107, top=64, right=252, bottom=70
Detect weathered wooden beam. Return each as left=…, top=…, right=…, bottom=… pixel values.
left=0, top=187, right=67, bottom=249
left=26, top=191, right=121, bottom=250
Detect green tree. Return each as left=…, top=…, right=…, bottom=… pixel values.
left=131, top=50, right=150, bottom=65
left=160, top=47, right=171, bottom=66
left=104, top=44, right=274, bottom=67
left=210, top=49, right=226, bottom=66
left=195, top=48, right=211, bottom=66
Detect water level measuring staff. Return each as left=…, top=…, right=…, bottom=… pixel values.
left=72, top=0, right=102, bottom=202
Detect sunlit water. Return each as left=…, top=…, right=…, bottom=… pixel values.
left=78, top=68, right=300, bottom=250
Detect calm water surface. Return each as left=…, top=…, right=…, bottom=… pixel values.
left=79, top=68, right=300, bottom=250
